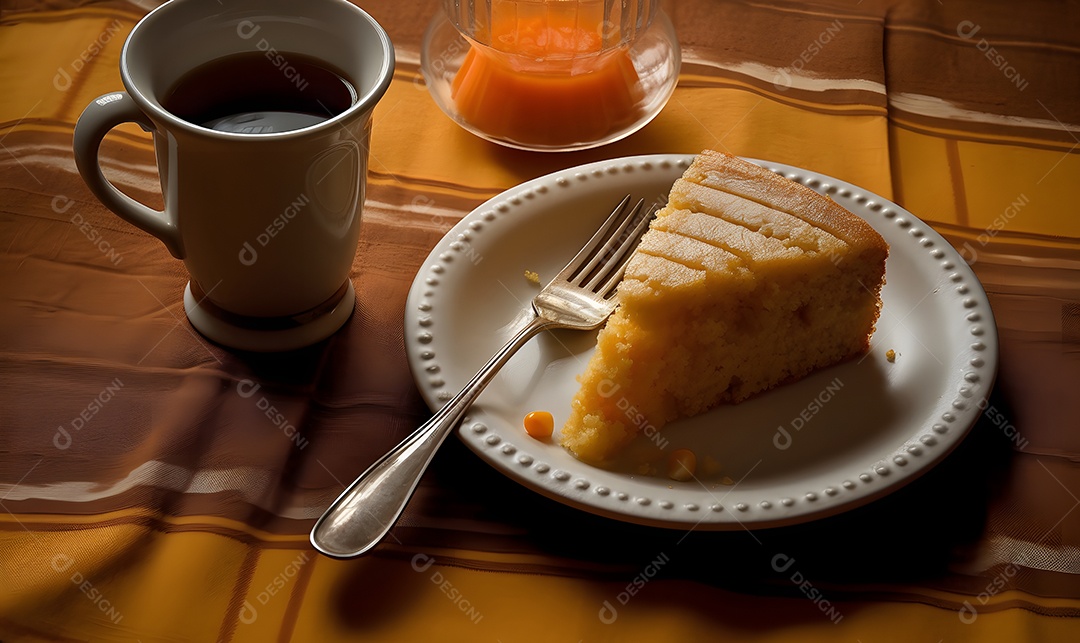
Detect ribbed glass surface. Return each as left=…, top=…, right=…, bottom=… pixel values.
left=443, top=0, right=658, bottom=53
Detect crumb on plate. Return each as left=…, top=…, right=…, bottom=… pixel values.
left=667, top=448, right=697, bottom=481
left=701, top=454, right=722, bottom=477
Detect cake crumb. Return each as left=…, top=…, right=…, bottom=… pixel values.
left=667, top=449, right=697, bottom=481
left=701, top=455, right=722, bottom=477
left=524, top=269, right=540, bottom=285
left=636, top=462, right=658, bottom=476
left=719, top=475, right=735, bottom=486
left=886, top=349, right=896, bottom=362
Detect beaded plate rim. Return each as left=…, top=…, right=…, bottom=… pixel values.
left=403, top=154, right=998, bottom=530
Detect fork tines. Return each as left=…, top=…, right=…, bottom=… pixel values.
left=562, top=195, right=653, bottom=297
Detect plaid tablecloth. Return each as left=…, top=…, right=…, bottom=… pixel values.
left=2, top=0, right=1078, bottom=641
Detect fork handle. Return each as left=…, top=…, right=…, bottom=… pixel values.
left=310, top=314, right=555, bottom=558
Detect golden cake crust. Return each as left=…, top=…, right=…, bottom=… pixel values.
left=559, top=150, right=889, bottom=465
left=685, top=150, right=889, bottom=265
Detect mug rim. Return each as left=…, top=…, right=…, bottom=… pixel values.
left=120, top=0, right=395, bottom=140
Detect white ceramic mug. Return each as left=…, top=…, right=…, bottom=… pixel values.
left=73, top=0, right=394, bottom=351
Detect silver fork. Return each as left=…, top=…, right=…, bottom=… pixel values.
left=310, top=195, right=653, bottom=558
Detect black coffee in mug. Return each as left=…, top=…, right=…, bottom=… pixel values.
left=163, top=51, right=358, bottom=133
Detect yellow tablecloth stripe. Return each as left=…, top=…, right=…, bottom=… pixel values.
left=5, top=528, right=1080, bottom=641
left=2, top=2, right=1078, bottom=642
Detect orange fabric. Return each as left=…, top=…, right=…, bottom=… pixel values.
left=2, top=1, right=1079, bottom=641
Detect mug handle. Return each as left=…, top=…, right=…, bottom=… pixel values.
left=73, top=92, right=184, bottom=259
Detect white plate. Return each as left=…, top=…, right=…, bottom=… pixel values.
left=404, top=155, right=998, bottom=530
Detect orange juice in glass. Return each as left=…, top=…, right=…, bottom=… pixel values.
left=422, top=0, right=679, bottom=151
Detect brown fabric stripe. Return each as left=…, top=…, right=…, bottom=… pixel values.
left=888, top=127, right=907, bottom=207
left=676, top=71, right=888, bottom=113
left=886, top=21, right=1080, bottom=55
left=945, top=139, right=971, bottom=227
left=0, top=3, right=145, bottom=25
left=368, top=169, right=508, bottom=201
left=279, top=551, right=317, bottom=642
left=884, top=21, right=1080, bottom=126
left=934, top=222, right=1080, bottom=255
left=890, top=113, right=1080, bottom=151
left=669, top=1, right=885, bottom=82
left=884, top=0, right=1080, bottom=52
left=217, top=545, right=262, bottom=643
left=5, top=378, right=1079, bottom=592
left=1, top=3, right=1078, bottom=639
left=0, top=120, right=153, bottom=148
left=7, top=505, right=1080, bottom=609
left=0, top=510, right=311, bottom=545
left=55, top=15, right=132, bottom=117
left=0, top=617, right=89, bottom=643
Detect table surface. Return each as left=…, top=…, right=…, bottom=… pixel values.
left=2, top=0, right=1079, bottom=641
